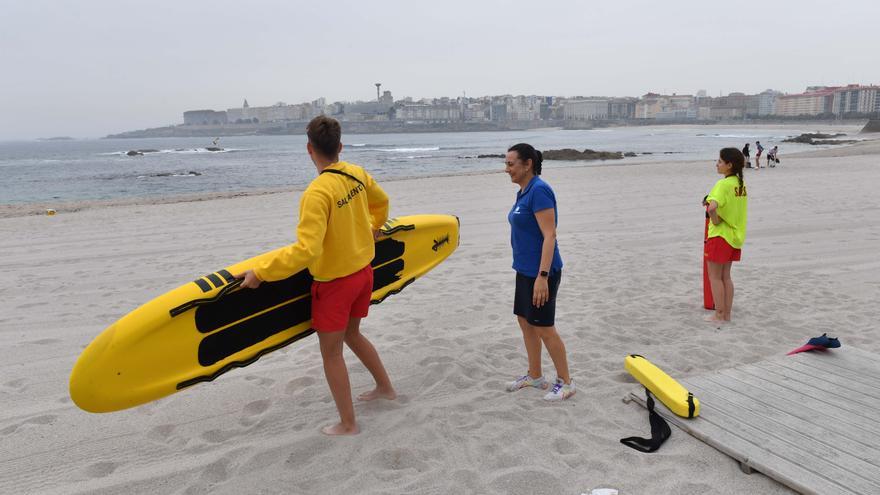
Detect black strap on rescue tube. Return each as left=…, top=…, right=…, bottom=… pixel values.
left=620, top=388, right=672, bottom=453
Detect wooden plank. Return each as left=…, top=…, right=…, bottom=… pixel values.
left=685, top=403, right=880, bottom=494
left=791, top=351, right=880, bottom=387
left=781, top=356, right=880, bottom=395
left=683, top=378, right=880, bottom=470
left=628, top=391, right=858, bottom=495
left=625, top=347, right=880, bottom=495
left=684, top=380, right=880, bottom=487
left=798, top=347, right=880, bottom=374
left=725, top=366, right=880, bottom=432
left=757, top=360, right=880, bottom=406
left=789, top=348, right=880, bottom=377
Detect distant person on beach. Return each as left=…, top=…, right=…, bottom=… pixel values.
left=703, top=147, right=748, bottom=324
left=504, top=143, right=574, bottom=401
left=742, top=143, right=751, bottom=168
left=236, top=116, right=396, bottom=435
left=767, top=146, right=779, bottom=167
left=754, top=141, right=764, bottom=169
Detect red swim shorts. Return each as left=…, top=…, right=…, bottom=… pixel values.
left=311, top=265, right=373, bottom=332
left=706, top=236, right=742, bottom=263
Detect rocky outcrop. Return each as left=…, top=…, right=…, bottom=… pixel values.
left=126, top=149, right=160, bottom=156
left=782, top=133, right=847, bottom=144
left=542, top=148, right=625, bottom=161
left=147, top=171, right=202, bottom=177
left=861, top=120, right=880, bottom=133
left=811, top=139, right=859, bottom=145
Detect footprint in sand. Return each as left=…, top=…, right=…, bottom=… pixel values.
left=491, top=470, right=562, bottom=495
left=418, top=355, right=453, bottom=366
left=1, top=415, right=57, bottom=435
left=610, top=372, right=634, bottom=384
left=182, top=458, right=234, bottom=494
left=239, top=399, right=270, bottom=426
left=553, top=436, right=578, bottom=455
left=370, top=447, right=430, bottom=472
left=200, top=428, right=237, bottom=443
left=3, top=378, right=27, bottom=392
left=147, top=424, right=176, bottom=442
left=24, top=338, right=61, bottom=345
left=84, top=461, right=118, bottom=478
left=244, top=375, right=276, bottom=388
left=284, top=376, right=316, bottom=395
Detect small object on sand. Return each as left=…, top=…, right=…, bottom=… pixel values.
left=46, top=208, right=56, bottom=216
left=583, top=490, right=618, bottom=495
left=787, top=333, right=841, bottom=355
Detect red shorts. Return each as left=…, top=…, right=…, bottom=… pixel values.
left=311, top=265, right=373, bottom=332
left=706, top=236, right=742, bottom=263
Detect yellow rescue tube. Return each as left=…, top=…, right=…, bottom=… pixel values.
left=625, top=354, right=700, bottom=418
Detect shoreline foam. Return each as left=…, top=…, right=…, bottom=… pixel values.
left=5, top=135, right=879, bottom=219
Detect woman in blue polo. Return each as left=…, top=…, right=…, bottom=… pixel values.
left=504, top=143, right=574, bottom=401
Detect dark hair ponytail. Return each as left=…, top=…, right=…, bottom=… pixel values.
left=508, top=143, right=543, bottom=175
left=720, top=147, right=745, bottom=194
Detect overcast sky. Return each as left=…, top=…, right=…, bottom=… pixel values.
left=2, top=0, right=878, bottom=140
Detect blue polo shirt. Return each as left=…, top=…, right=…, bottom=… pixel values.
left=508, top=176, right=563, bottom=277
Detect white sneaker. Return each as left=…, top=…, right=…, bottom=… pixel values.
left=543, top=378, right=576, bottom=401
left=506, top=374, right=548, bottom=392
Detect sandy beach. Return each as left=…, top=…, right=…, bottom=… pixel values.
left=2, top=136, right=879, bottom=494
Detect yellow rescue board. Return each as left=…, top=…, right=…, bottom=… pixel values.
left=625, top=354, right=700, bottom=418
left=70, top=214, right=459, bottom=413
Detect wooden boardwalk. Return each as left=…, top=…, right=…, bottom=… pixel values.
left=628, top=347, right=880, bottom=495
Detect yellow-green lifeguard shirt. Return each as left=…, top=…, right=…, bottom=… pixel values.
left=707, top=175, right=748, bottom=249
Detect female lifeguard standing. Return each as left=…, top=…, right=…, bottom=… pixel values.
left=704, top=147, right=748, bottom=324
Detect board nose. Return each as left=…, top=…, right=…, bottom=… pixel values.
left=69, top=325, right=118, bottom=413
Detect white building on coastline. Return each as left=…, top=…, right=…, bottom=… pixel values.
left=757, top=89, right=782, bottom=116
left=775, top=87, right=838, bottom=116
left=396, top=103, right=461, bottom=122
left=635, top=93, right=695, bottom=119
left=224, top=98, right=325, bottom=123
left=562, top=99, right=609, bottom=120
left=832, top=85, right=880, bottom=115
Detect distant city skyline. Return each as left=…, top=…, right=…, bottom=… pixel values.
left=2, top=0, right=879, bottom=139
left=169, top=84, right=877, bottom=135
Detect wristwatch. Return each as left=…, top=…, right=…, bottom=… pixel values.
left=539, top=271, right=549, bottom=278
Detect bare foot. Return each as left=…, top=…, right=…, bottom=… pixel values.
left=321, top=423, right=360, bottom=436
left=357, top=387, right=397, bottom=402
left=704, top=314, right=725, bottom=323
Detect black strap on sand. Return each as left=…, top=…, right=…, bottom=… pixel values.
left=321, top=168, right=365, bottom=188
left=620, top=388, right=672, bottom=453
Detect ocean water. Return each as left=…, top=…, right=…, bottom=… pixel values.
left=0, top=126, right=844, bottom=204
